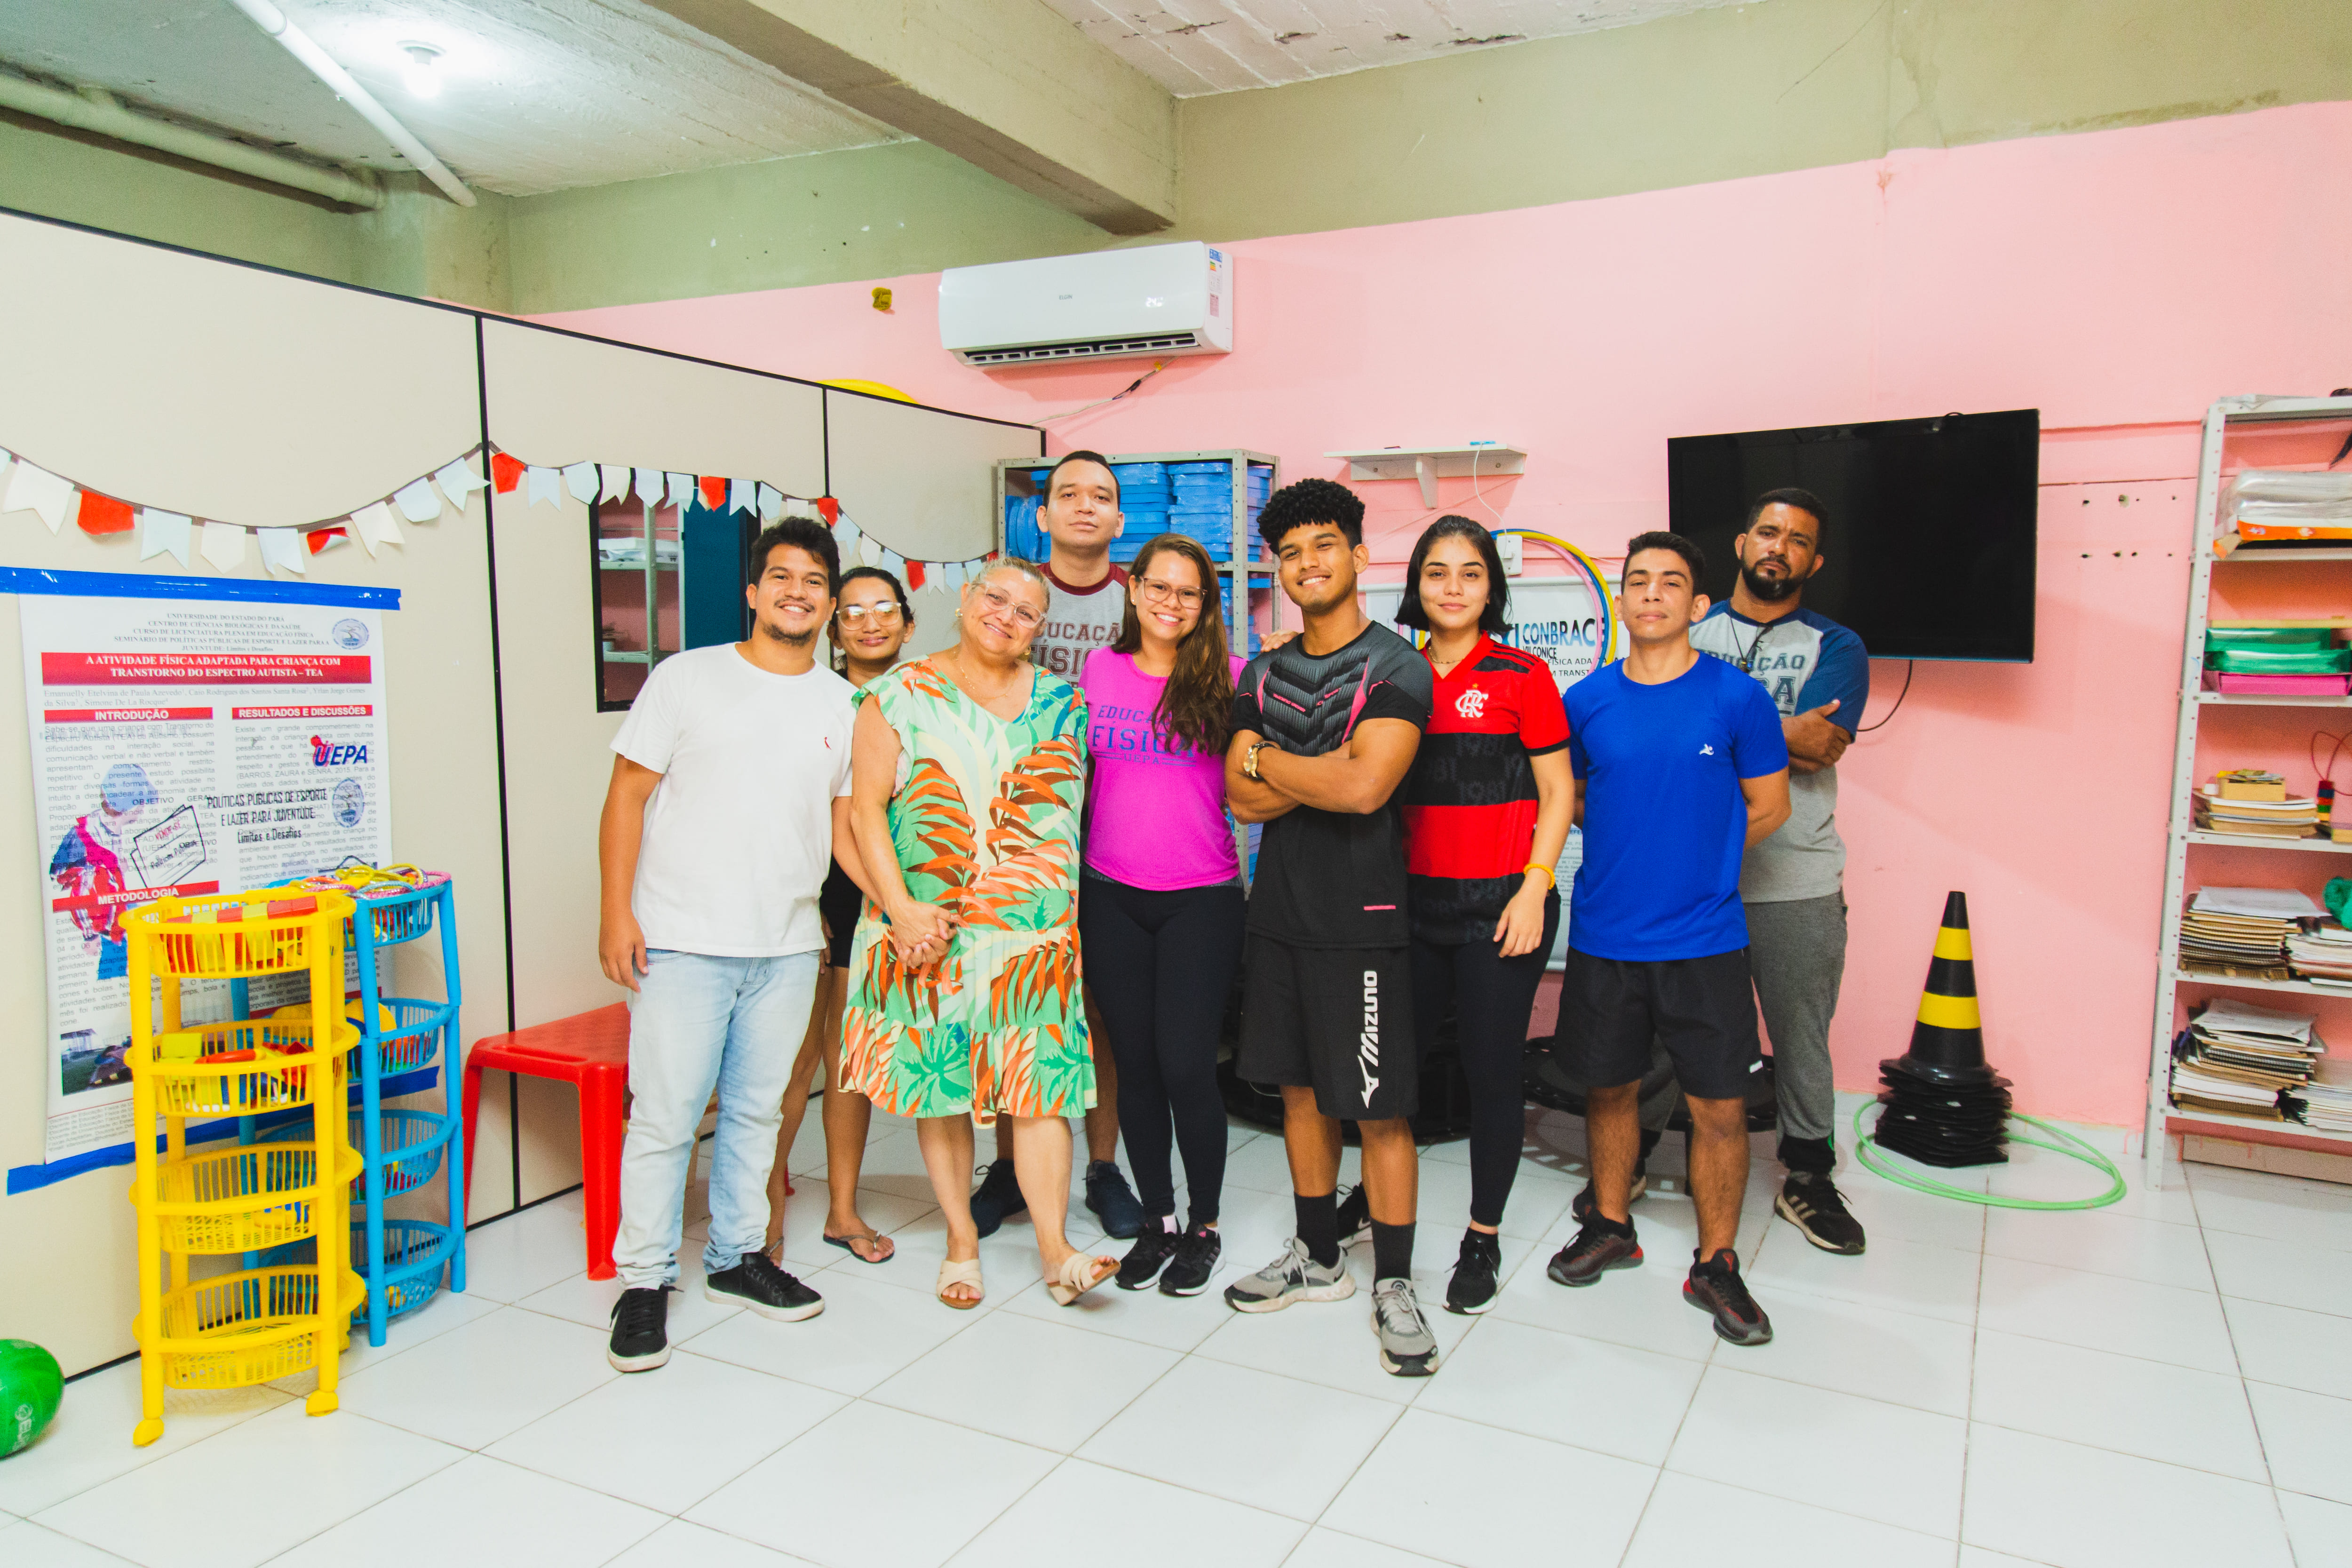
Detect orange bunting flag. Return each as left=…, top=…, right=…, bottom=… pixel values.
left=77, top=492, right=134, bottom=535
left=698, top=475, right=728, bottom=510
left=817, top=496, right=840, bottom=525
left=490, top=452, right=527, bottom=493
left=905, top=559, right=927, bottom=589
left=307, top=526, right=348, bottom=554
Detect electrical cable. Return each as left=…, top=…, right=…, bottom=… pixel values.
left=1034, top=360, right=1168, bottom=425
left=1856, top=659, right=1913, bottom=732
left=1852, top=1101, right=2127, bottom=1209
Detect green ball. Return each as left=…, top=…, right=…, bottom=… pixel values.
left=0, top=1340, right=62, bottom=1459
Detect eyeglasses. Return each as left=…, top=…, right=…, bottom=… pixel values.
left=974, top=585, right=1043, bottom=629
left=837, top=604, right=903, bottom=627
left=1135, top=579, right=1203, bottom=609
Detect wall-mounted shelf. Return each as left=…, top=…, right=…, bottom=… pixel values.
left=1326, top=443, right=1525, bottom=507
left=2182, top=829, right=2352, bottom=853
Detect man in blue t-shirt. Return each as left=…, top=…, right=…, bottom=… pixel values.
left=1689, top=487, right=1871, bottom=1256
left=1547, top=532, right=1791, bottom=1347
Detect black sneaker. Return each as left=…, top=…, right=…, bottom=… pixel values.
left=1685, top=1248, right=1772, bottom=1345
left=1160, top=1223, right=1222, bottom=1297
left=705, top=1251, right=825, bottom=1321
left=607, top=1285, right=672, bottom=1372
left=1117, top=1223, right=1182, bottom=1289
left=1776, top=1171, right=1867, bottom=1255
left=1445, top=1230, right=1503, bottom=1316
left=969, top=1158, right=1026, bottom=1238
left=1546, top=1218, right=1644, bottom=1288
left=1569, top=1159, right=1648, bottom=1224
left=1085, top=1162, right=1144, bottom=1239
left=1335, top=1184, right=1372, bottom=1246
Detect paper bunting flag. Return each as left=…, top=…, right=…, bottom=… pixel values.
left=199, top=521, right=246, bottom=569
left=878, top=547, right=903, bottom=575
left=783, top=496, right=819, bottom=522
left=600, top=465, right=630, bottom=504
left=665, top=472, right=696, bottom=513
left=564, top=462, right=600, bottom=504
left=490, top=452, right=526, bottom=493
left=817, top=497, right=840, bottom=525
left=758, top=483, right=784, bottom=522
left=634, top=469, right=662, bottom=513
left=905, top=559, right=927, bottom=589
left=436, top=457, right=489, bottom=504
left=858, top=534, right=882, bottom=568
left=525, top=466, right=561, bottom=509
left=4, top=460, right=73, bottom=532
left=307, top=526, right=349, bottom=555
left=77, top=492, right=133, bottom=535
left=393, top=476, right=443, bottom=523
left=697, top=476, right=727, bottom=511
left=138, top=509, right=192, bottom=566
left=730, top=478, right=756, bottom=515
left=256, top=528, right=307, bottom=576
left=352, top=501, right=404, bottom=555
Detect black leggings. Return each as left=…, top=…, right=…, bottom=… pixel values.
left=1411, top=891, right=1560, bottom=1228
left=1079, top=875, right=1245, bottom=1226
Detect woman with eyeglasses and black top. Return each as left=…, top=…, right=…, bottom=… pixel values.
left=1077, top=534, right=1248, bottom=1296
left=1395, top=517, right=1573, bottom=1314
left=763, top=566, right=915, bottom=1266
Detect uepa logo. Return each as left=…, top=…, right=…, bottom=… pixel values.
left=310, top=734, right=368, bottom=766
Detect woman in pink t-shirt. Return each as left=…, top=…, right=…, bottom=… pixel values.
left=1078, top=534, right=1247, bottom=1297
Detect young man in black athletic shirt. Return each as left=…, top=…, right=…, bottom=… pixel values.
left=1222, top=478, right=1440, bottom=1377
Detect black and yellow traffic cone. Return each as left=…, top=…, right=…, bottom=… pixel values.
left=1876, top=891, right=2013, bottom=1167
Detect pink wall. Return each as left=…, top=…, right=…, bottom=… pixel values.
left=542, top=102, right=2352, bottom=1128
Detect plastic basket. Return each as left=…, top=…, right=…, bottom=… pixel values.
left=148, top=1265, right=363, bottom=1390
left=274, top=996, right=446, bottom=1077
left=125, top=890, right=353, bottom=980
left=362, top=1219, right=452, bottom=1321
left=262, top=1107, right=450, bottom=1199
left=149, top=1140, right=352, bottom=1254
left=136, top=1019, right=354, bottom=1119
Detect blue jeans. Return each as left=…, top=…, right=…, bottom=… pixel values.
left=613, top=949, right=820, bottom=1288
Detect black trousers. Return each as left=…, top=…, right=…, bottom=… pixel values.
left=1079, top=876, right=1246, bottom=1224
left=1410, top=892, right=1560, bottom=1228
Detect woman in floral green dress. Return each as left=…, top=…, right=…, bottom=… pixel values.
left=843, top=559, right=1118, bottom=1310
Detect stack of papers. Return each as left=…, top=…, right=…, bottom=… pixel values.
left=2287, top=1058, right=2352, bottom=1132
left=2194, top=786, right=2319, bottom=838
left=2171, top=999, right=2326, bottom=1120
left=2178, top=887, right=2319, bottom=976
left=2289, top=924, right=2352, bottom=989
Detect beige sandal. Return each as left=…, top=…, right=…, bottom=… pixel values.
left=1047, top=1251, right=1117, bottom=1307
left=937, top=1257, right=985, bottom=1310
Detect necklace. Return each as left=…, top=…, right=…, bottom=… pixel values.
left=1427, top=633, right=1479, bottom=677
left=1735, top=616, right=1782, bottom=673
left=944, top=650, right=1022, bottom=708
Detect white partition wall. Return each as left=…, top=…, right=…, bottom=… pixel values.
left=0, top=210, right=1037, bottom=1372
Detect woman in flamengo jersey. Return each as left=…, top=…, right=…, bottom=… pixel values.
left=1395, top=517, right=1574, bottom=1315
left=1077, top=534, right=1248, bottom=1297
left=764, top=566, right=916, bottom=1267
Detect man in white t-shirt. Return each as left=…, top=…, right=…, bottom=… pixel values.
left=976, top=450, right=1144, bottom=1242
left=597, top=517, right=859, bottom=1373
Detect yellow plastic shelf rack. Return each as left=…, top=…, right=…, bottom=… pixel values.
left=125, top=888, right=359, bottom=1447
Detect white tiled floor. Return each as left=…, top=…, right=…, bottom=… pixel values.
left=13, top=1099, right=2352, bottom=1568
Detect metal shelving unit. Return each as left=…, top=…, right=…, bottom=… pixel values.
left=2144, top=394, right=2352, bottom=1188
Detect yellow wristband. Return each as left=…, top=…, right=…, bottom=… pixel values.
left=1523, top=862, right=1555, bottom=890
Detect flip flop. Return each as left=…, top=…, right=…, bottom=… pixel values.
left=1047, top=1251, right=1118, bottom=1306
left=825, top=1229, right=895, bottom=1264
left=937, top=1257, right=985, bottom=1310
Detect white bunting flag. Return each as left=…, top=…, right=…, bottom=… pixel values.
left=785, top=497, right=820, bottom=522
left=858, top=534, right=882, bottom=568
left=564, top=462, right=600, bottom=503
left=665, top=472, right=696, bottom=513
left=878, top=547, right=904, bottom=575
left=352, top=501, right=404, bottom=555
left=393, top=476, right=443, bottom=523
left=138, top=509, right=192, bottom=566
left=600, top=464, right=630, bottom=503
left=199, top=521, right=247, bottom=570
left=434, top=457, right=489, bottom=505
left=256, top=527, right=307, bottom=576
left=635, top=469, right=663, bottom=512
left=729, top=478, right=755, bottom=514
left=3, top=460, right=74, bottom=533
left=757, top=483, right=784, bottom=522
left=526, top=466, right=562, bottom=509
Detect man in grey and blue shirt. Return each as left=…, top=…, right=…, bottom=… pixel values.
left=1686, top=487, right=1870, bottom=1254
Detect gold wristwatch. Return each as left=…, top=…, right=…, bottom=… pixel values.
left=1244, top=740, right=1271, bottom=781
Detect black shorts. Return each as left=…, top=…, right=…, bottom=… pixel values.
left=1238, top=934, right=1418, bottom=1120
left=819, top=863, right=862, bottom=969
left=1561, top=947, right=1761, bottom=1102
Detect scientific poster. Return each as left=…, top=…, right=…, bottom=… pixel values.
left=21, top=581, right=390, bottom=1173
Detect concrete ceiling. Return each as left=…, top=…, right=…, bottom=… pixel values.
left=1039, top=0, right=1762, bottom=95
left=0, top=0, right=904, bottom=197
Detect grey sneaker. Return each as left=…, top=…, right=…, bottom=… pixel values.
left=1371, top=1276, right=1439, bottom=1377
left=1222, top=1237, right=1357, bottom=1313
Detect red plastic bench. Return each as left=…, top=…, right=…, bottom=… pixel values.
left=462, top=1006, right=632, bottom=1280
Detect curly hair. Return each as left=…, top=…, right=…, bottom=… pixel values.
left=1256, top=477, right=1365, bottom=554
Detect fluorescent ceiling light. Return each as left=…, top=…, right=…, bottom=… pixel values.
left=399, top=42, right=443, bottom=98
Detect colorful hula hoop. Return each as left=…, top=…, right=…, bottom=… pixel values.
left=1495, top=530, right=1620, bottom=666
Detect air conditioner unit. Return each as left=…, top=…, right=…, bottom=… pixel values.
left=938, top=241, right=1232, bottom=367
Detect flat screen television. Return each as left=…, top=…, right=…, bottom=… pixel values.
left=1664, top=409, right=2039, bottom=662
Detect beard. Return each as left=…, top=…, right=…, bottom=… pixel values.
left=757, top=610, right=820, bottom=647
left=1739, top=558, right=1803, bottom=603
